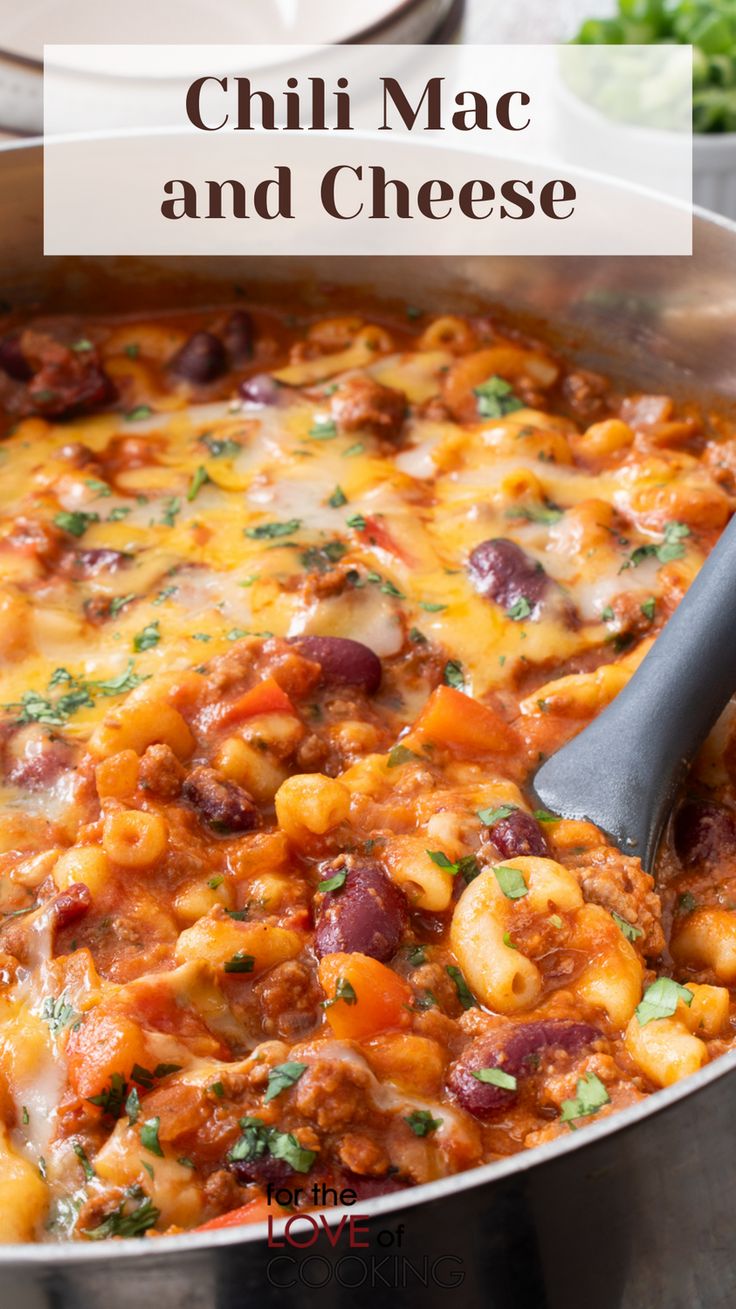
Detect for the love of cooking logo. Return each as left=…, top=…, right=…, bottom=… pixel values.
left=263, top=1183, right=465, bottom=1289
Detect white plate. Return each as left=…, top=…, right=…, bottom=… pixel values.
left=2, top=0, right=438, bottom=73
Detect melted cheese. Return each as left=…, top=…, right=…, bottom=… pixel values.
left=0, top=351, right=712, bottom=767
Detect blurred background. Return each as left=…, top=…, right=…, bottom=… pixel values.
left=2, top=0, right=735, bottom=218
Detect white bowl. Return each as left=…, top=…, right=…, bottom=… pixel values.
left=694, top=133, right=736, bottom=223
left=0, top=0, right=456, bottom=136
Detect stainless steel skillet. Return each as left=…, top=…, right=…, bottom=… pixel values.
left=2, top=140, right=736, bottom=1309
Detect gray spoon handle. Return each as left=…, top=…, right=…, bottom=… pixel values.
left=532, top=515, right=736, bottom=871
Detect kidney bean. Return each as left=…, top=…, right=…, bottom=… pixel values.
left=182, top=766, right=259, bottom=834
left=290, top=636, right=382, bottom=696
left=223, top=310, right=254, bottom=363
left=27, top=359, right=116, bottom=421
left=6, top=726, right=73, bottom=789
left=51, top=883, right=93, bottom=932
left=448, top=1020, right=600, bottom=1120
left=239, top=373, right=283, bottom=406
left=169, top=332, right=227, bottom=385
left=485, top=809, right=550, bottom=859
left=229, top=1155, right=295, bottom=1187
left=0, top=334, right=31, bottom=382
left=467, top=538, right=548, bottom=611
left=674, top=801, right=736, bottom=867
left=314, top=858, right=407, bottom=962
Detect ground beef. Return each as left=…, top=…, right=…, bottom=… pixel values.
left=574, top=846, right=664, bottom=956
left=293, top=1058, right=374, bottom=1132
left=19, top=331, right=116, bottom=420
left=254, top=960, right=321, bottom=1039
left=337, top=1133, right=390, bottom=1177
left=330, top=375, right=407, bottom=441
left=202, top=1167, right=243, bottom=1216
left=138, top=744, right=186, bottom=799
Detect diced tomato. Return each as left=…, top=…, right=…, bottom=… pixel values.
left=196, top=1196, right=288, bottom=1230
left=212, top=677, right=296, bottom=729
left=406, top=685, right=519, bottom=756
left=318, top=952, right=411, bottom=1040
left=357, top=515, right=414, bottom=566
left=66, top=1008, right=148, bottom=1101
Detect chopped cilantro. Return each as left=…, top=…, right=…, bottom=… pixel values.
left=560, top=1073, right=610, bottom=1127
left=474, top=375, right=524, bottom=419
left=507, top=596, right=532, bottom=622
left=228, top=1116, right=316, bottom=1174
left=323, top=977, right=357, bottom=1008
left=641, top=597, right=656, bottom=621
left=308, top=419, right=338, bottom=439
left=443, top=659, right=464, bottom=689
left=126, top=405, right=153, bottom=422
left=506, top=502, right=563, bottom=525
left=83, top=1186, right=160, bottom=1239
left=125, top=1086, right=140, bottom=1125
left=409, top=627, right=427, bottom=644
left=223, top=951, right=255, bottom=974
left=133, top=621, right=160, bottom=653
left=187, top=465, right=210, bottom=501
left=161, top=497, right=180, bottom=527
left=140, top=1118, right=164, bottom=1158
left=612, top=911, right=643, bottom=942
left=343, top=442, right=365, bottom=457
left=425, top=850, right=480, bottom=882
left=387, top=744, right=420, bottom=768
left=635, top=977, right=693, bottom=1027
left=319, top=869, right=348, bottom=894
left=85, top=479, right=111, bottom=498
left=202, top=435, right=241, bottom=459
left=404, top=1110, right=442, bottom=1136
left=472, top=1067, right=517, bottom=1090
left=346, top=512, right=366, bottom=531
left=73, top=1143, right=96, bottom=1181
left=600, top=605, right=615, bottom=622
left=533, top=809, right=559, bottom=823
left=477, top=804, right=515, bottom=826
left=109, top=594, right=135, bottom=617
left=407, top=944, right=427, bottom=966
left=54, top=510, right=99, bottom=538
left=494, top=866, right=529, bottom=900
left=446, top=964, right=477, bottom=1010
left=88, top=1073, right=129, bottom=1118
left=264, top=1061, right=308, bottom=1103
left=41, top=992, right=80, bottom=1035
left=621, top=521, right=691, bottom=570
left=246, top=518, right=301, bottom=540
left=426, top=850, right=457, bottom=872
left=93, top=660, right=148, bottom=696
left=419, top=601, right=447, bottom=613
left=328, top=486, right=347, bottom=508
left=300, top=540, right=347, bottom=573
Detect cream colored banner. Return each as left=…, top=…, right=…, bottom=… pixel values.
left=44, top=44, right=693, bottom=255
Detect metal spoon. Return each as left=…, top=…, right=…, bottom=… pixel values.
left=532, top=515, right=736, bottom=872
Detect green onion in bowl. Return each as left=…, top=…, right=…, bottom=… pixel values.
left=572, top=0, right=736, bottom=133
